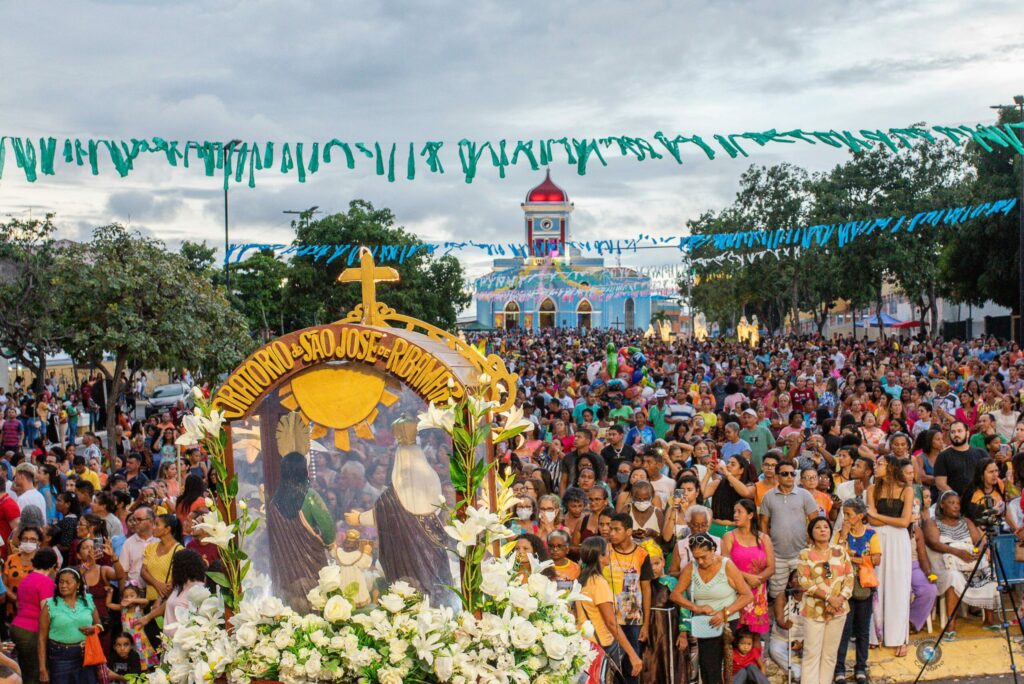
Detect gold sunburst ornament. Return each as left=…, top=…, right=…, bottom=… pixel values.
left=279, top=364, right=399, bottom=451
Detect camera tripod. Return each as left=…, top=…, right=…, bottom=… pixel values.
left=913, top=522, right=1021, bottom=684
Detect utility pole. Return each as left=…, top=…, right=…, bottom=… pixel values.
left=222, top=139, right=242, bottom=291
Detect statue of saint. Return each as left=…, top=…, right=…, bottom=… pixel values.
left=267, top=451, right=336, bottom=612
left=347, top=415, right=454, bottom=607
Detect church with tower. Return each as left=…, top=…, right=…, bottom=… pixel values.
left=473, top=172, right=653, bottom=331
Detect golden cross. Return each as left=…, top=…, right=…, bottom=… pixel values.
left=337, top=247, right=399, bottom=326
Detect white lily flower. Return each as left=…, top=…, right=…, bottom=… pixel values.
left=175, top=412, right=204, bottom=446
left=200, top=409, right=225, bottom=438
left=494, top=405, right=533, bottom=441
left=194, top=511, right=234, bottom=549
left=444, top=518, right=484, bottom=557
left=418, top=403, right=456, bottom=432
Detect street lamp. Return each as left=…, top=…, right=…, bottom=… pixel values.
left=990, top=98, right=1024, bottom=343
left=223, top=139, right=242, bottom=291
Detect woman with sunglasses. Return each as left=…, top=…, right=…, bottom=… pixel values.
left=669, top=533, right=753, bottom=684
left=796, top=517, right=854, bottom=684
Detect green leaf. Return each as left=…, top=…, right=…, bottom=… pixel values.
left=206, top=571, right=230, bottom=588
left=227, top=475, right=239, bottom=498
left=449, top=459, right=468, bottom=493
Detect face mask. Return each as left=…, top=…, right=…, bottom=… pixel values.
left=633, top=501, right=652, bottom=512
left=516, top=508, right=533, bottom=520
left=616, top=472, right=630, bottom=484
left=19, top=542, right=38, bottom=554
left=540, top=510, right=557, bottom=523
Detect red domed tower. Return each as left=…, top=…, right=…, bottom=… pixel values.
left=521, top=170, right=574, bottom=257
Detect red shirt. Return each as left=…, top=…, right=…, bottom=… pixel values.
left=1, top=420, right=21, bottom=448
left=733, top=645, right=763, bottom=671
left=0, top=493, right=20, bottom=556
left=790, top=387, right=815, bottom=411
left=186, top=538, right=221, bottom=568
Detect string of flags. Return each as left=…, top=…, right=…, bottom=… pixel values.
left=224, top=197, right=1017, bottom=266
left=1, top=120, right=1022, bottom=186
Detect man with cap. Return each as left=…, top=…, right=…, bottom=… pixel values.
left=647, top=390, right=671, bottom=439
left=739, top=408, right=774, bottom=472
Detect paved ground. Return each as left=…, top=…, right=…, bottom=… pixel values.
left=927, top=677, right=1021, bottom=684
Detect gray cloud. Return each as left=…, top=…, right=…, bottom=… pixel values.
left=106, top=190, right=185, bottom=223
left=1, top=0, right=1021, bottom=271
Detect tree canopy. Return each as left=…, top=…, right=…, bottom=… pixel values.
left=685, top=122, right=1005, bottom=337
left=58, top=224, right=252, bottom=440
left=227, top=201, right=471, bottom=334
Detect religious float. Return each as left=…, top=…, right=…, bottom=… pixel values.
left=151, top=248, right=594, bottom=684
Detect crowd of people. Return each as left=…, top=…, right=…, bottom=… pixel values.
left=479, top=328, right=1024, bottom=684
left=0, top=374, right=220, bottom=684
left=0, top=328, right=1023, bottom=684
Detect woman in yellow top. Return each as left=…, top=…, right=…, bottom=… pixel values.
left=576, top=536, right=642, bottom=680
left=141, top=514, right=183, bottom=601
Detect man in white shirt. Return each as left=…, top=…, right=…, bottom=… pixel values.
left=833, top=450, right=873, bottom=532
left=642, top=450, right=676, bottom=504
left=119, top=506, right=159, bottom=583
left=12, top=464, right=47, bottom=522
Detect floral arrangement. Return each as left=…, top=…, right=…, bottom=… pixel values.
left=175, top=388, right=255, bottom=612
left=153, top=551, right=594, bottom=684
left=417, top=373, right=532, bottom=612
left=151, top=374, right=595, bottom=684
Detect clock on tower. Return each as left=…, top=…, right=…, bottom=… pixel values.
left=522, top=170, right=573, bottom=258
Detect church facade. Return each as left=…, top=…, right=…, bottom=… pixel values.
left=474, top=172, right=652, bottom=331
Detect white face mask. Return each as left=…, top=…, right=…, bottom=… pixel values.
left=516, top=507, right=533, bottom=520
left=633, top=500, right=652, bottom=512
left=19, top=542, right=38, bottom=554
left=540, top=510, right=557, bottom=523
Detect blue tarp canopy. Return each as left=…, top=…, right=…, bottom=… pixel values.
left=854, top=312, right=904, bottom=327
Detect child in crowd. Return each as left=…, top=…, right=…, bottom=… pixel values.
left=107, top=582, right=160, bottom=670
left=106, top=633, right=143, bottom=681
left=732, top=627, right=769, bottom=684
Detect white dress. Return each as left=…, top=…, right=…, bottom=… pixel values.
left=873, top=494, right=912, bottom=647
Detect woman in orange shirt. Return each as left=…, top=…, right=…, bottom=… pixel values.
left=576, top=536, right=642, bottom=680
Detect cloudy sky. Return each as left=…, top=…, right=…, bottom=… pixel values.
left=1, top=0, right=1022, bottom=292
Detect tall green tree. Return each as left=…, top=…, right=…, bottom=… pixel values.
left=58, top=225, right=252, bottom=442
left=281, top=201, right=471, bottom=331
left=0, top=214, right=72, bottom=391
left=227, top=249, right=290, bottom=341
left=940, top=105, right=1023, bottom=311
left=180, top=240, right=217, bottom=277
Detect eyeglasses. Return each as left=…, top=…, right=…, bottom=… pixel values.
left=778, top=471, right=795, bottom=477
left=820, top=562, right=832, bottom=579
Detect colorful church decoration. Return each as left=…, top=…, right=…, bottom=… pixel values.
left=474, top=172, right=653, bottom=331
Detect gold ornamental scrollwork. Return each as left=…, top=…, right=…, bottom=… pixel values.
left=338, top=300, right=517, bottom=414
